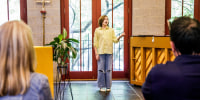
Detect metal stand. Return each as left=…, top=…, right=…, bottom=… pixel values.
left=55, top=66, right=67, bottom=100
left=42, top=13, right=46, bottom=46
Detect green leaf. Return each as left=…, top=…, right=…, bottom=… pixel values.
left=67, top=43, right=72, bottom=47
left=58, top=34, right=63, bottom=42
left=66, top=38, right=79, bottom=43
left=49, top=41, right=56, bottom=45
left=72, top=51, right=77, bottom=59
left=52, top=44, right=57, bottom=48
left=47, top=28, right=79, bottom=65
left=54, top=37, right=60, bottom=43
left=63, top=28, right=67, bottom=39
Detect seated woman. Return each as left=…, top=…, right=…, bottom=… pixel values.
left=0, top=21, right=52, bottom=100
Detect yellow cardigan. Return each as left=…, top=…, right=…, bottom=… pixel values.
left=93, top=26, right=119, bottom=54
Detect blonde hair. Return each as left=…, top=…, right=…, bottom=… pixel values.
left=0, top=21, right=36, bottom=96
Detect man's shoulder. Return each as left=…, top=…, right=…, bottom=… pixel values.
left=151, top=61, right=176, bottom=74
left=149, top=61, right=182, bottom=80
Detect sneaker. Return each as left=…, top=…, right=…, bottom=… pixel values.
left=100, top=88, right=106, bottom=92
left=106, top=88, right=111, bottom=92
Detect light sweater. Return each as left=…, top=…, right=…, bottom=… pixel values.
left=93, top=26, right=119, bottom=54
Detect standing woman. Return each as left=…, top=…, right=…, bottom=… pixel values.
left=93, top=15, right=125, bottom=92
left=0, top=21, right=52, bottom=100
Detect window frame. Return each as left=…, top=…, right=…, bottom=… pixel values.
left=165, top=0, right=200, bottom=35
left=60, top=0, right=132, bottom=79
left=20, top=0, right=27, bottom=23
left=4, top=0, right=27, bottom=23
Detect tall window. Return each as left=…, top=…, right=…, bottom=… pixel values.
left=69, top=0, right=125, bottom=72
left=69, top=0, right=92, bottom=71
left=0, top=0, right=21, bottom=25
left=101, top=0, right=124, bottom=71
left=61, top=0, right=129, bottom=79
left=165, top=0, right=198, bottom=35
left=171, top=0, right=194, bottom=20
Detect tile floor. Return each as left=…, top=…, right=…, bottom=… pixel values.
left=54, top=81, right=144, bottom=100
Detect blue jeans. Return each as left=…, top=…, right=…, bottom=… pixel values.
left=97, top=54, right=112, bottom=88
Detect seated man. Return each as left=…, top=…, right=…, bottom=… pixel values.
left=142, top=16, right=200, bottom=100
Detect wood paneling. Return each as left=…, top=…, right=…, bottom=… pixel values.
left=130, top=36, right=175, bottom=86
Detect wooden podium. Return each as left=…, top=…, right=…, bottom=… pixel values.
left=34, top=46, right=54, bottom=98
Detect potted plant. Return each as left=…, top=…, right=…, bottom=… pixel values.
left=46, top=28, right=78, bottom=99
left=46, top=28, right=79, bottom=67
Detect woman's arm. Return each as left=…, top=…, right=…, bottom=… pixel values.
left=93, top=29, right=99, bottom=60
left=117, top=32, right=125, bottom=41
left=94, top=47, right=99, bottom=60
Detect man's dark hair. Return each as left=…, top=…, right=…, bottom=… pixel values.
left=170, top=16, right=200, bottom=54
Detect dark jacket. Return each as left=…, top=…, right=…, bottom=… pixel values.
left=142, top=55, right=200, bottom=100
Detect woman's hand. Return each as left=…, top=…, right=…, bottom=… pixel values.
left=120, top=32, right=125, bottom=37
left=117, top=32, right=126, bottom=40
left=96, top=54, right=100, bottom=61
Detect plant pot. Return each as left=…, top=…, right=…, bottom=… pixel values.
left=57, top=65, right=68, bottom=81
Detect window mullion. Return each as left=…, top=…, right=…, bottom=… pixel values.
left=182, top=0, right=184, bottom=16
left=80, top=0, right=82, bottom=71
left=7, top=0, right=9, bottom=20
left=112, top=0, right=113, bottom=28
